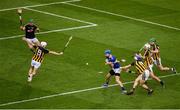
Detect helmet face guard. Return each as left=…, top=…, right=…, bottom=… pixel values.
left=104, top=50, right=111, bottom=58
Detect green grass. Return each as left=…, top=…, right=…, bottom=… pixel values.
left=0, top=0, right=180, bottom=109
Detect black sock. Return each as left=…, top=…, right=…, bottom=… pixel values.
left=160, top=80, right=164, bottom=86
left=145, top=88, right=151, bottom=92
left=121, top=87, right=125, bottom=91
left=132, top=88, right=135, bottom=92
left=30, top=49, right=35, bottom=53
left=105, top=82, right=109, bottom=84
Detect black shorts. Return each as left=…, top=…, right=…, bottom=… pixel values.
left=109, top=69, right=120, bottom=76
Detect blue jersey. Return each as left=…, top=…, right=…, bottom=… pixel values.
left=106, top=56, right=120, bottom=69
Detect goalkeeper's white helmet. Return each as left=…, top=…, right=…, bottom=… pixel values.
left=144, top=43, right=150, bottom=50
left=41, top=41, right=47, bottom=47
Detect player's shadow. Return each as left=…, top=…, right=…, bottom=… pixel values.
left=18, top=84, right=32, bottom=100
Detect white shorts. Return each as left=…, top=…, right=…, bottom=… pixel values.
left=152, top=58, right=162, bottom=66
left=113, top=68, right=121, bottom=74
left=142, top=69, right=150, bottom=81
left=26, top=38, right=39, bottom=44
left=31, top=60, right=41, bottom=69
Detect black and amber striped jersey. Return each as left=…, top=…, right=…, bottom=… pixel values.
left=32, top=46, right=49, bottom=63
left=152, top=44, right=160, bottom=60
left=131, top=60, right=146, bottom=74
left=144, top=49, right=153, bottom=67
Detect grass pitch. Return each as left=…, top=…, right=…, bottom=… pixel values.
left=0, top=0, right=180, bottom=109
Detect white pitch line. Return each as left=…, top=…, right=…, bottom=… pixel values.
left=0, top=24, right=97, bottom=40
left=0, top=0, right=81, bottom=12
left=0, top=73, right=179, bottom=107
left=24, top=7, right=96, bottom=25
left=64, top=2, right=180, bottom=31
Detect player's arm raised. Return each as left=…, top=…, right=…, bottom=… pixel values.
left=49, top=51, right=63, bottom=56
left=20, top=25, right=25, bottom=31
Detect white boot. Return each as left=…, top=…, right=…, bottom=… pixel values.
left=28, top=74, right=33, bottom=82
